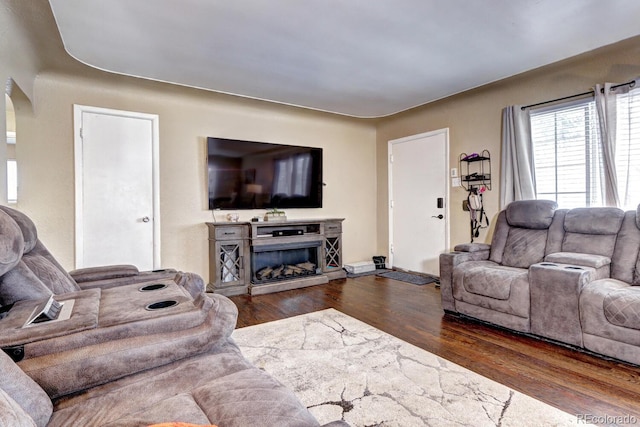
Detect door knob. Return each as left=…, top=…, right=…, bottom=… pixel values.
left=431, top=214, right=444, bottom=219
left=142, top=216, right=150, bottom=223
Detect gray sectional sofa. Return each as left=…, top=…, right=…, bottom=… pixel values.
left=0, top=205, right=346, bottom=426
left=440, top=199, right=640, bottom=366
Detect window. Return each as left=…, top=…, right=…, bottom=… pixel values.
left=530, top=99, right=603, bottom=208
left=530, top=86, right=640, bottom=209
left=6, top=159, right=17, bottom=203
left=6, top=92, right=17, bottom=203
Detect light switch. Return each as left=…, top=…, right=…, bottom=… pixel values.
left=451, top=168, right=458, bottom=178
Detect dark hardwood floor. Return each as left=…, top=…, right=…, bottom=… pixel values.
left=230, top=275, right=640, bottom=423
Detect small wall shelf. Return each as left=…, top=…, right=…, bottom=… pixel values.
left=459, top=150, right=491, bottom=191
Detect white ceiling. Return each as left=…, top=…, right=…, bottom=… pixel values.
left=47, top=0, right=640, bottom=118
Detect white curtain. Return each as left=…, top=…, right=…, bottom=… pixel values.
left=594, top=79, right=640, bottom=208
left=605, top=78, right=640, bottom=209
left=500, top=105, right=536, bottom=208
left=594, top=83, right=621, bottom=207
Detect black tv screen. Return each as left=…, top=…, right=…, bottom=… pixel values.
left=207, top=137, right=323, bottom=210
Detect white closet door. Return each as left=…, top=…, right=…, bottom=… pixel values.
left=389, top=129, right=449, bottom=275
left=75, top=105, right=160, bottom=270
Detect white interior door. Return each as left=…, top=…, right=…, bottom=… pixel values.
left=74, top=105, right=160, bottom=270
left=389, top=129, right=449, bottom=276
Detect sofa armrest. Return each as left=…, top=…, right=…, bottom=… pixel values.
left=453, top=243, right=491, bottom=253
left=439, top=248, right=490, bottom=312
left=70, top=265, right=140, bottom=283
left=544, top=252, right=610, bottom=282
left=529, top=262, right=599, bottom=347
left=73, top=268, right=179, bottom=290
left=544, top=252, right=611, bottom=269
left=0, top=290, right=100, bottom=350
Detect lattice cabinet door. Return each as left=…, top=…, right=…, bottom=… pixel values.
left=216, top=241, right=244, bottom=286
left=207, top=223, right=250, bottom=296
left=323, top=220, right=343, bottom=274
left=325, top=236, right=341, bottom=269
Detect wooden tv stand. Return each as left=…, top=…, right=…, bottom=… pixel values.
left=206, top=218, right=346, bottom=296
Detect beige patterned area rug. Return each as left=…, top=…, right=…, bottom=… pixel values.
left=232, top=309, right=588, bottom=427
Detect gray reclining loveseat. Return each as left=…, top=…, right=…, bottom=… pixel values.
left=440, top=200, right=640, bottom=366
left=0, top=205, right=232, bottom=398
left=0, top=206, right=346, bottom=426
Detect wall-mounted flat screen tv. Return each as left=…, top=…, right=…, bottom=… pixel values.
left=207, top=137, right=323, bottom=210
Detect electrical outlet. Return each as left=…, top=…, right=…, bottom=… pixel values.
left=452, top=177, right=461, bottom=187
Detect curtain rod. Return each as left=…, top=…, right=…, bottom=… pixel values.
left=521, top=79, right=636, bottom=110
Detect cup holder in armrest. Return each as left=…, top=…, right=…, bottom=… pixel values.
left=139, top=283, right=168, bottom=292
left=145, top=300, right=178, bottom=311
left=539, top=263, right=557, bottom=267
left=564, top=266, right=583, bottom=270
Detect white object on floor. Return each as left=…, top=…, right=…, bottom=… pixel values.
left=344, top=261, right=376, bottom=274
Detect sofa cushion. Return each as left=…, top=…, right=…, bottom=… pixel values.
left=0, top=206, right=38, bottom=253
left=563, top=207, right=624, bottom=235
left=462, top=265, right=514, bottom=300
left=100, top=394, right=213, bottom=426
left=22, top=255, right=79, bottom=295
left=452, top=261, right=530, bottom=319
left=0, top=388, right=37, bottom=427
left=562, top=233, right=618, bottom=258
left=47, top=346, right=321, bottom=427
left=488, top=211, right=509, bottom=264
left=501, top=228, right=548, bottom=268
left=0, top=206, right=80, bottom=297
left=505, top=199, right=557, bottom=229
left=0, top=351, right=52, bottom=427
left=24, top=242, right=80, bottom=294
left=0, top=210, right=24, bottom=276
left=580, top=279, right=640, bottom=344
left=490, top=201, right=557, bottom=265
left=0, top=261, right=53, bottom=305
left=610, top=210, right=640, bottom=284
left=603, top=288, right=640, bottom=330
left=560, top=208, right=624, bottom=258
left=105, top=369, right=322, bottom=427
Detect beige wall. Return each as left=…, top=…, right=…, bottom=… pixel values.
left=375, top=36, right=640, bottom=255
left=16, top=72, right=377, bottom=278
left=1, top=0, right=41, bottom=204
left=5, top=8, right=640, bottom=281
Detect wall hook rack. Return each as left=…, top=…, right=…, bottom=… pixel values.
left=459, top=149, right=491, bottom=191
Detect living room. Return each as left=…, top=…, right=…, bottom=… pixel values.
left=2, top=1, right=640, bottom=425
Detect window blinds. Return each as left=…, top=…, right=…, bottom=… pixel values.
left=530, top=98, right=603, bottom=208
